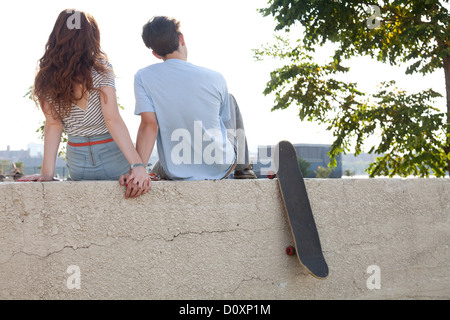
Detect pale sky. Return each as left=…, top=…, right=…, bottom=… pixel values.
left=0, top=0, right=445, bottom=154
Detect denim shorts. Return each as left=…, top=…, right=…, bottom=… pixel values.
left=66, top=133, right=129, bottom=181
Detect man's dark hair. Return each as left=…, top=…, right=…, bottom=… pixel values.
left=142, top=16, right=181, bottom=57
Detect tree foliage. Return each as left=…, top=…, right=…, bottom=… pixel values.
left=297, top=156, right=311, bottom=176
left=256, top=0, right=450, bottom=177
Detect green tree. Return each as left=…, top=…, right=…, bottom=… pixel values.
left=255, top=0, right=449, bottom=177
left=0, top=160, right=11, bottom=174
left=315, top=166, right=332, bottom=178
left=297, top=156, right=311, bottom=176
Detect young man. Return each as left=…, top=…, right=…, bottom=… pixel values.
left=121, top=16, right=256, bottom=197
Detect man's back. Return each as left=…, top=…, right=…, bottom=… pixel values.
left=134, top=59, right=236, bottom=180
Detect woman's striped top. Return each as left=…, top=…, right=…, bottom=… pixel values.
left=61, top=60, right=115, bottom=137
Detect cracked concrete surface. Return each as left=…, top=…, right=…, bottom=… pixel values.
left=0, top=178, right=449, bottom=299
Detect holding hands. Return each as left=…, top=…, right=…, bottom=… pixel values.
left=18, top=165, right=151, bottom=200
left=119, top=165, right=151, bottom=199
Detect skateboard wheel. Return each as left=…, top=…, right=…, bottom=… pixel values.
left=286, top=246, right=296, bottom=256
left=267, top=171, right=275, bottom=179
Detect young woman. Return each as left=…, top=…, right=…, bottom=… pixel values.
left=20, top=9, right=150, bottom=198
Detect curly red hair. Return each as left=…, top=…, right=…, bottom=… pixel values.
left=33, top=9, right=110, bottom=117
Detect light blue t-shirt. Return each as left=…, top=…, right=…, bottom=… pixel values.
left=134, top=59, right=236, bottom=180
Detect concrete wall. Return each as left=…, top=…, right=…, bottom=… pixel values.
left=0, top=178, right=449, bottom=300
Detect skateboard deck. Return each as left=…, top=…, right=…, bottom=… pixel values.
left=273, top=141, right=329, bottom=279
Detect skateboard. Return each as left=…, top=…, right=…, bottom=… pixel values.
left=271, top=141, right=329, bottom=279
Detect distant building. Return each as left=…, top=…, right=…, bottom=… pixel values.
left=27, top=142, right=44, bottom=158
left=253, top=143, right=342, bottom=178
left=0, top=145, right=67, bottom=179
left=0, top=145, right=31, bottom=162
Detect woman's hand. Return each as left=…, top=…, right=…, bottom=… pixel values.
left=17, top=174, right=56, bottom=182
left=120, top=167, right=150, bottom=199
